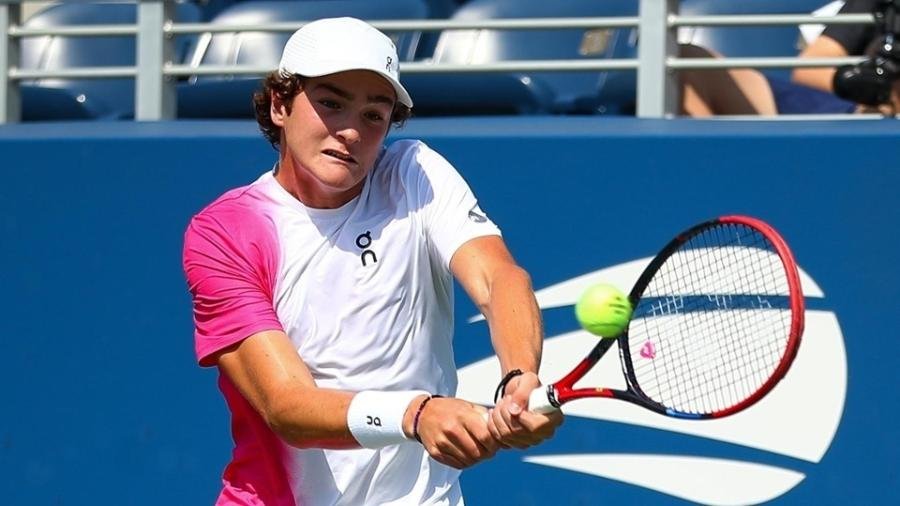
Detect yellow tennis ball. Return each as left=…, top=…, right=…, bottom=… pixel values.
left=575, top=283, right=633, bottom=337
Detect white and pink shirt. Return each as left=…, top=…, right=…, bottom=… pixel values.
left=183, top=140, right=501, bottom=505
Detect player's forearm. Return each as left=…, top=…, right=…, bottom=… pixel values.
left=217, top=331, right=436, bottom=451
left=266, top=387, right=432, bottom=450
left=262, top=385, right=360, bottom=449
left=216, top=334, right=360, bottom=449
left=482, top=263, right=543, bottom=374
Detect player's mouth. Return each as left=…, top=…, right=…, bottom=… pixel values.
left=323, top=149, right=357, bottom=165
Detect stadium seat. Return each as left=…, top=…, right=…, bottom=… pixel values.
left=401, top=73, right=557, bottom=116
left=404, top=0, right=639, bottom=116
left=178, top=0, right=437, bottom=118
left=191, top=0, right=241, bottom=22
left=411, top=0, right=460, bottom=59
left=678, top=0, right=833, bottom=79
left=19, top=85, right=96, bottom=122
left=194, top=0, right=459, bottom=24
left=188, top=0, right=430, bottom=68
left=19, top=2, right=202, bottom=120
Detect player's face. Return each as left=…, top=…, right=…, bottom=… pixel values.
left=273, top=70, right=396, bottom=208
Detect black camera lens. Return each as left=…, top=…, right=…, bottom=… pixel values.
left=833, top=59, right=895, bottom=106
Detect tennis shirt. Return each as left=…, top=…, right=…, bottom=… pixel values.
left=183, top=140, right=501, bottom=505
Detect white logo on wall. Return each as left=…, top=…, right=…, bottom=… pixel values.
left=458, top=258, right=846, bottom=505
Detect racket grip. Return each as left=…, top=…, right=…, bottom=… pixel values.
left=528, top=385, right=559, bottom=414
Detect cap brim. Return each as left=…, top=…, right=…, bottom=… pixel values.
left=369, top=69, right=413, bottom=109
left=283, top=61, right=413, bottom=108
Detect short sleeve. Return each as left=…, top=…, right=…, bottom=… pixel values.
left=183, top=208, right=283, bottom=366
left=399, top=141, right=502, bottom=267
left=823, top=0, right=878, bottom=55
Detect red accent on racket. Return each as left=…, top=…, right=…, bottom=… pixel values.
left=528, top=215, right=804, bottom=420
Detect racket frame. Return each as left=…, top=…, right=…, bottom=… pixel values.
left=544, top=215, right=805, bottom=419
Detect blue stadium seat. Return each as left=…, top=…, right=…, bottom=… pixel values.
left=404, top=0, right=638, bottom=116
left=190, top=0, right=241, bottom=22
left=188, top=0, right=430, bottom=68
left=19, top=85, right=96, bottom=121
left=401, top=73, right=557, bottom=116
left=678, top=0, right=832, bottom=79
left=19, top=2, right=202, bottom=121
left=195, top=0, right=459, bottom=24
left=178, top=0, right=437, bottom=118
left=411, top=0, right=460, bottom=59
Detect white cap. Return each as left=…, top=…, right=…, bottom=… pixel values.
left=278, top=17, right=413, bottom=108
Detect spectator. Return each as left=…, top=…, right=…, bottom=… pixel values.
left=677, top=1, right=900, bottom=116
left=793, top=0, right=899, bottom=113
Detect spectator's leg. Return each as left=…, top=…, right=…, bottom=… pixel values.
left=679, top=44, right=777, bottom=116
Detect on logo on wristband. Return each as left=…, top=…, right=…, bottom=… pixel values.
left=347, top=390, right=429, bottom=448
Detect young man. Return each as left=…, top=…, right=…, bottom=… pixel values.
left=183, top=17, right=562, bottom=505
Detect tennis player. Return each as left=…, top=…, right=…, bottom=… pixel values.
left=182, top=17, right=562, bottom=505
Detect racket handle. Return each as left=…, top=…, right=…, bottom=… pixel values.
left=528, top=385, right=560, bottom=414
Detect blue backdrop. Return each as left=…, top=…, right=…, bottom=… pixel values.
left=0, top=117, right=897, bottom=505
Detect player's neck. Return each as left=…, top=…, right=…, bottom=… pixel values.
left=274, top=152, right=365, bottom=209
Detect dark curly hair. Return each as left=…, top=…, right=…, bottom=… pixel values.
left=253, top=70, right=412, bottom=150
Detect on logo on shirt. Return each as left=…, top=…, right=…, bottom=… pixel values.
left=356, top=231, right=378, bottom=266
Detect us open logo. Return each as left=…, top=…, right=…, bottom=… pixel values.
left=458, top=259, right=846, bottom=505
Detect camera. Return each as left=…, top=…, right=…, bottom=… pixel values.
left=833, top=0, right=900, bottom=106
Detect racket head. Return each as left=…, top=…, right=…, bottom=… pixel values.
left=619, top=215, right=804, bottom=419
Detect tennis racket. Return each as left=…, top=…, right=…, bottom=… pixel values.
left=528, top=215, right=804, bottom=420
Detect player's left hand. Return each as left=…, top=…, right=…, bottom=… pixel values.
left=487, top=371, right=563, bottom=449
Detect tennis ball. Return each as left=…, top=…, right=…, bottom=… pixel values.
left=575, top=283, right=633, bottom=338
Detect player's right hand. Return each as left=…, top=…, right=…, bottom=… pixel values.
left=408, top=396, right=500, bottom=469
left=488, top=371, right=564, bottom=449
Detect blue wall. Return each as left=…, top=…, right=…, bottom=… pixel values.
left=1, top=117, right=898, bottom=505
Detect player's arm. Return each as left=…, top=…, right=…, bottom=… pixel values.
left=450, top=235, right=563, bottom=448
left=451, top=235, right=541, bottom=377
left=212, top=329, right=498, bottom=468
left=791, top=34, right=849, bottom=92
left=213, top=329, right=356, bottom=448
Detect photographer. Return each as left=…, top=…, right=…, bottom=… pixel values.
left=793, top=0, right=900, bottom=114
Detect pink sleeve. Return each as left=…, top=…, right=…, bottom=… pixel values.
left=183, top=205, right=283, bottom=367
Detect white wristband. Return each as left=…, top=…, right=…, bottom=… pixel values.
left=347, top=390, right=428, bottom=448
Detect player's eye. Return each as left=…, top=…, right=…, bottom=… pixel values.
left=364, top=110, right=385, bottom=122
left=318, top=99, right=340, bottom=109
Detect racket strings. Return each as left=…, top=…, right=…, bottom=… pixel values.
left=634, top=305, right=788, bottom=411
left=666, top=238, right=789, bottom=413
left=626, top=224, right=793, bottom=415
left=673, top=228, right=787, bottom=412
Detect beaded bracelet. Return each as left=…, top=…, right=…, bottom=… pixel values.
left=493, top=369, right=524, bottom=404
left=412, top=394, right=444, bottom=444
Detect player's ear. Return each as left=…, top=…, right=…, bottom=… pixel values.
left=271, top=91, right=288, bottom=127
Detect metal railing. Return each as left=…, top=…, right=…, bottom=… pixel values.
left=0, top=0, right=875, bottom=123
